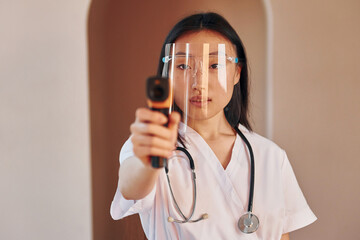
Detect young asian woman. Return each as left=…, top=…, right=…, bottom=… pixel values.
left=111, top=12, right=316, bottom=240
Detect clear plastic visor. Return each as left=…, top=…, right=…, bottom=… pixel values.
left=161, top=43, right=240, bottom=133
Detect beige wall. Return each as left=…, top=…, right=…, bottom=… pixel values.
left=271, top=0, right=360, bottom=239
left=2, top=0, right=358, bottom=239
left=0, top=1, right=92, bottom=239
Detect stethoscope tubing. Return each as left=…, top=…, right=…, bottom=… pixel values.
left=234, top=127, right=255, bottom=213
left=165, top=147, right=197, bottom=223
left=165, top=126, right=257, bottom=231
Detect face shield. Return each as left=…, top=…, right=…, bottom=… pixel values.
left=161, top=43, right=240, bottom=133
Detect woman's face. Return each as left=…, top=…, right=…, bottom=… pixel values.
left=170, top=30, right=241, bottom=121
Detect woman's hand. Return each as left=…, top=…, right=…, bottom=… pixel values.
left=130, top=108, right=181, bottom=167
left=280, top=233, right=290, bottom=240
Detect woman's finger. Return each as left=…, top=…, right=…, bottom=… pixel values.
left=135, top=108, right=168, bottom=124
left=131, top=134, right=175, bottom=151
left=133, top=145, right=173, bottom=160
left=168, top=112, right=180, bottom=129
left=130, top=122, right=173, bottom=141
left=168, top=111, right=181, bottom=142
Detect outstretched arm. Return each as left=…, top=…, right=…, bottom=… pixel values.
left=119, top=108, right=180, bottom=200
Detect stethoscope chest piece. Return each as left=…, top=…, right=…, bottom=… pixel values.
left=238, top=212, right=259, bottom=234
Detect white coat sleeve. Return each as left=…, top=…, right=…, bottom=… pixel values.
left=110, top=138, right=156, bottom=220
left=281, top=150, right=317, bottom=233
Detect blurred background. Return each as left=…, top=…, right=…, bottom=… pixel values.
left=1, top=0, right=359, bottom=239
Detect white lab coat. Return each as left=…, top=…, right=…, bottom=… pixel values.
left=111, top=123, right=317, bottom=240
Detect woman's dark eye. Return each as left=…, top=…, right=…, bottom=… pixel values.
left=210, top=64, right=219, bottom=69
left=177, top=64, right=190, bottom=70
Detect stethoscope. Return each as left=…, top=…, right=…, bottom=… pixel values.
left=165, top=127, right=259, bottom=234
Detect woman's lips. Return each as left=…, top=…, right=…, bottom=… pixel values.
left=189, top=96, right=211, bottom=107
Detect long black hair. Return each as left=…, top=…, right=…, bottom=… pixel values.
left=157, top=12, right=252, bottom=131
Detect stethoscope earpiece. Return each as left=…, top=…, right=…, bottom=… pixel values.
left=201, top=213, right=209, bottom=220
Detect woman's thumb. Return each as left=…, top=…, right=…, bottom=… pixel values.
left=168, top=112, right=180, bottom=139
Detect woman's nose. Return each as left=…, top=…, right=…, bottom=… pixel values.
left=191, top=62, right=208, bottom=86
left=191, top=61, right=203, bottom=77
left=191, top=77, right=208, bottom=94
